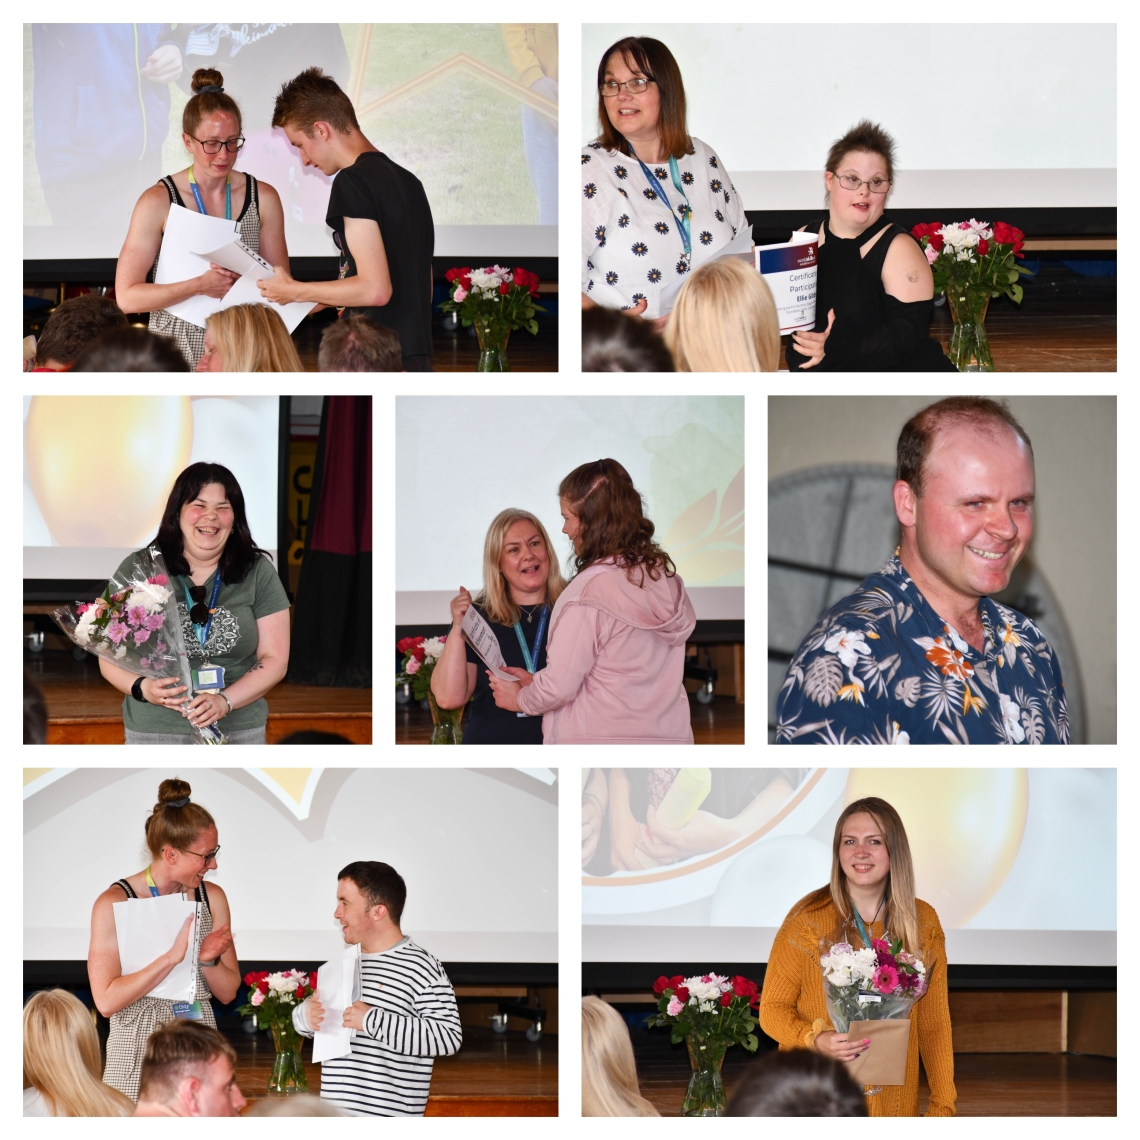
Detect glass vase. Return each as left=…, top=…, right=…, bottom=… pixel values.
left=427, top=690, right=463, bottom=744
left=475, top=322, right=511, bottom=372
left=946, top=289, right=994, bottom=372
left=682, top=1037, right=727, bottom=1117
left=268, top=1020, right=308, bottom=1094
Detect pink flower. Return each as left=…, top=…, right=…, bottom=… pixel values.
left=133, top=628, right=152, bottom=645
left=106, top=621, right=128, bottom=645
left=154, top=640, right=167, bottom=654
left=128, top=606, right=149, bottom=627
left=873, top=965, right=900, bottom=995
left=666, top=998, right=685, bottom=1016
left=454, top=286, right=468, bottom=302
left=145, top=613, right=165, bottom=631
left=251, top=990, right=265, bottom=1006
left=148, top=575, right=168, bottom=585
left=406, top=657, right=421, bottom=675
left=925, top=243, right=939, bottom=265
left=76, top=603, right=89, bottom=614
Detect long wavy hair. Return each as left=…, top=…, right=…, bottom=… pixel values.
left=559, top=459, right=674, bottom=583
left=796, top=796, right=921, bottom=955
left=582, top=997, right=660, bottom=1117
left=23, top=990, right=134, bottom=1117
left=154, top=462, right=270, bottom=584
left=475, top=509, right=566, bottom=626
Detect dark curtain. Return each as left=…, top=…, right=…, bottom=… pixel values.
left=287, top=396, right=371, bottom=687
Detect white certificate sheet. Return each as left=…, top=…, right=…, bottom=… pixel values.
left=658, top=227, right=756, bottom=314
left=112, top=894, right=199, bottom=1002
left=155, top=205, right=240, bottom=329
left=461, top=606, right=517, bottom=681
left=312, top=942, right=362, bottom=1063
left=754, top=230, right=819, bottom=334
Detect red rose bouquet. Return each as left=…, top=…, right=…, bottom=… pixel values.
left=237, top=969, right=318, bottom=1093
left=439, top=265, right=546, bottom=371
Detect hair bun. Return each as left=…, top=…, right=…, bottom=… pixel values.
left=191, top=68, right=225, bottom=94
left=157, top=777, right=192, bottom=805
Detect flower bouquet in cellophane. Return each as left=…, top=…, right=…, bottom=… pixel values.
left=52, top=543, right=225, bottom=744
left=819, top=935, right=926, bottom=1087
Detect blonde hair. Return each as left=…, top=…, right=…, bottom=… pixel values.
left=582, top=997, right=659, bottom=1117
left=475, top=509, right=566, bottom=626
left=23, top=990, right=134, bottom=1117
left=205, top=303, right=304, bottom=372
left=666, top=257, right=780, bottom=372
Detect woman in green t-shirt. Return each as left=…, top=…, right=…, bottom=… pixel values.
left=98, top=462, right=291, bottom=744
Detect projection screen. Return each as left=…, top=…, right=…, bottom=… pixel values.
left=582, top=24, right=1116, bottom=211
left=395, top=396, right=744, bottom=623
left=24, top=767, right=558, bottom=963
left=582, top=768, right=1116, bottom=967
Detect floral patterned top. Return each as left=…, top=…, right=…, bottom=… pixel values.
left=776, top=556, right=1068, bottom=745
left=581, top=136, right=746, bottom=318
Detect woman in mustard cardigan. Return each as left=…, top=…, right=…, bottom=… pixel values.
left=759, top=796, right=956, bottom=1116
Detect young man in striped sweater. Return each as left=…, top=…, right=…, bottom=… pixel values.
left=292, top=861, right=462, bottom=1116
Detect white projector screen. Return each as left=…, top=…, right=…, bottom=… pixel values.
left=395, top=396, right=744, bottom=624
left=24, top=767, right=558, bottom=962
left=583, top=768, right=1116, bottom=967
left=25, top=23, right=556, bottom=261
left=23, top=396, right=279, bottom=580
left=582, top=24, right=1116, bottom=210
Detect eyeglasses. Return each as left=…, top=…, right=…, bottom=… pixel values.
left=830, top=173, right=892, bottom=194
left=190, top=135, right=245, bottom=154
left=187, top=584, right=212, bottom=624
left=601, top=78, right=653, bottom=97
left=180, top=845, right=221, bottom=862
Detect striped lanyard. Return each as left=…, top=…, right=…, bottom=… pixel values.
left=188, top=166, right=231, bottom=220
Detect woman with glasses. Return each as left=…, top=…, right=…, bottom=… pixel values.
left=786, top=121, right=955, bottom=371
left=582, top=37, right=746, bottom=322
left=96, top=461, right=291, bottom=745
left=115, top=69, right=289, bottom=369
left=88, top=778, right=240, bottom=1101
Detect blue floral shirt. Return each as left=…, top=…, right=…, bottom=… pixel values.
left=776, top=556, right=1068, bottom=745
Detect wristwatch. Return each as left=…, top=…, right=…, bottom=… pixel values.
left=131, top=676, right=147, bottom=703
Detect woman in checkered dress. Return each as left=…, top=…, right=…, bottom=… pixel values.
left=88, top=779, right=240, bottom=1101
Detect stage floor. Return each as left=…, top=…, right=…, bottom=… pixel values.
left=26, top=647, right=372, bottom=744
left=396, top=692, right=744, bottom=744
left=230, top=1024, right=557, bottom=1116
left=632, top=1031, right=1116, bottom=1116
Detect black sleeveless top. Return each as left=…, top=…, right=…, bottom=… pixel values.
left=786, top=217, right=955, bottom=372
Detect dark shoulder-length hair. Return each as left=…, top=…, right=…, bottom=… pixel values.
left=595, top=37, right=692, bottom=161
left=560, top=459, right=675, bottom=582
left=154, top=462, right=270, bottom=584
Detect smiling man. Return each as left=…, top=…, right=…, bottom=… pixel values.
left=777, top=397, right=1068, bottom=745
left=292, top=861, right=462, bottom=1116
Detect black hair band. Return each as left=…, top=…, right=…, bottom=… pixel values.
left=167, top=797, right=191, bottom=808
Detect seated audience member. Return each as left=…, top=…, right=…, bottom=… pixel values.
left=582, top=307, right=674, bottom=372
left=245, top=1096, right=347, bottom=1117
left=30, top=294, right=129, bottom=371
left=23, top=989, right=134, bottom=1117
left=198, top=303, right=304, bottom=372
left=319, top=313, right=403, bottom=371
left=581, top=996, right=660, bottom=1117
left=666, top=257, right=780, bottom=371
left=24, top=671, right=47, bottom=744
left=727, top=1049, right=868, bottom=1117
left=133, top=1022, right=246, bottom=1118
left=71, top=327, right=189, bottom=372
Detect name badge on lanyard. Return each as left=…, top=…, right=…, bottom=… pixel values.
left=513, top=605, right=549, bottom=718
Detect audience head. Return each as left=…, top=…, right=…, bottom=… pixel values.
left=244, top=1096, right=347, bottom=1117
left=319, top=314, right=402, bottom=371
left=596, top=37, right=690, bottom=161
left=581, top=996, right=660, bottom=1117
left=727, top=1050, right=868, bottom=1116
left=582, top=307, right=674, bottom=372
left=71, top=327, right=189, bottom=372
left=337, top=861, right=407, bottom=944
left=23, top=989, right=134, bottom=1117
left=34, top=294, right=128, bottom=369
left=665, top=256, right=779, bottom=372
left=200, top=303, right=303, bottom=372
left=136, top=1022, right=244, bottom=1117
left=24, top=671, right=47, bottom=744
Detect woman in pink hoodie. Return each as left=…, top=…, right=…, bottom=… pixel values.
left=488, top=459, right=697, bottom=744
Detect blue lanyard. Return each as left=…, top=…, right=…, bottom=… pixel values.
left=637, top=156, right=692, bottom=257
left=181, top=573, right=222, bottom=649
left=187, top=167, right=231, bottom=221
left=513, top=605, right=549, bottom=674
left=852, top=896, right=885, bottom=953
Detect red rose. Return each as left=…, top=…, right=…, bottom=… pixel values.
left=411, top=646, right=426, bottom=663
left=311, top=973, right=320, bottom=989
left=910, top=221, right=942, bottom=242
left=513, top=267, right=541, bottom=297
left=977, top=238, right=989, bottom=257
left=499, top=282, right=510, bottom=296
left=674, top=985, right=690, bottom=1003
left=750, top=994, right=760, bottom=1010
left=653, top=975, right=670, bottom=995
left=929, top=233, right=944, bottom=252
left=243, top=972, right=257, bottom=985
left=296, top=985, right=307, bottom=1000
left=396, top=635, right=425, bottom=653
left=731, top=975, right=758, bottom=998
left=445, top=266, right=471, bottom=284
left=720, top=992, right=733, bottom=1007
left=992, top=221, right=1026, bottom=258
left=257, top=979, right=269, bottom=995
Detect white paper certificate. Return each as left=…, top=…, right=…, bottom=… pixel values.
left=112, top=894, right=199, bottom=1002
left=461, top=606, right=517, bottom=681
left=754, top=231, right=819, bottom=334
left=312, top=943, right=362, bottom=1063
left=658, top=227, right=756, bottom=314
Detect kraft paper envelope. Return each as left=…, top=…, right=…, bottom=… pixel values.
left=312, top=942, right=362, bottom=1063
left=844, top=1017, right=911, bottom=1086
left=112, top=893, right=199, bottom=1002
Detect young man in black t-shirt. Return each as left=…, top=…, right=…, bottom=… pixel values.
left=260, top=67, right=435, bottom=371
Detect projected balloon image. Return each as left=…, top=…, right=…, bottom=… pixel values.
left=844, top=768, right=1029, bottom=928
left=26, top=396, right=193, bottom=546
